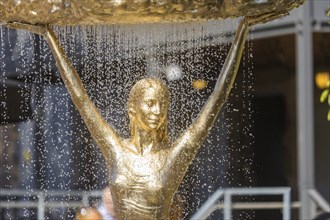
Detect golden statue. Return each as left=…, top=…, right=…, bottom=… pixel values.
left=6, top=13, right=283, bottom=220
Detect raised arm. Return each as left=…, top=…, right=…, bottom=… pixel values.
left=6, top=23, right=122, bottom=161
left=167, top=14, right=280, bottom=189
left=172, top=17, right=248, bottom=153
left=166, top=18, right=250, bottom=189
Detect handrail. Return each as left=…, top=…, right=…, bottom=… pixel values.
left=0, top=189, right=103, bottom=220
left=191, top=187, right=292, bottom=220
left=308, top=189, right=330, bottom=212
left=214, top=201, right=301, bottom=209
left=0, top=189, right=103, bottom=197
left=190, top=189, right=224, bottom=220
left=1, top=188, right=329, bottom=219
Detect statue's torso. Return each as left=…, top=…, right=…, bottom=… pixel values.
left=109, top=146, right=172, bottom=220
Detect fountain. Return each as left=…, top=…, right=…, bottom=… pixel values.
left=0, top=0, right=305, bottom=219
left=1, top=0, right=304, bottom=25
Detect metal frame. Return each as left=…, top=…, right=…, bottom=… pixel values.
left=191, top=187, right=292, bottom=220
left=295, top=2, right=316, bottom=219
left=191, top=187, right=330, bottom=220
left=0, top=189, right=102, bottom=220
left=2, top=188, right=328, bottom=220
left=308, top=189, right=330, bottom=217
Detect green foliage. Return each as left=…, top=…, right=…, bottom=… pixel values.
left=320, top=89, right=329, bottom=103
left=320, top=87, right=330, bottom=121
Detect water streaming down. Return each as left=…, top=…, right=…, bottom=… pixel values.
left=0, top=19, right=256, bottom=219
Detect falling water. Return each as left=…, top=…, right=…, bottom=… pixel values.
left=0, top=19, right=255, bottom=219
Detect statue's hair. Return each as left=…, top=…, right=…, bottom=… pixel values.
left=128, top=78, right=170, bottom=144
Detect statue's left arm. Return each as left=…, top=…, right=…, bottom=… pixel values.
left=5, top=23, right=123, bottom=161
left=44, top=27, right=124, bottom=160
left=167, top=18, right=249, bottom=185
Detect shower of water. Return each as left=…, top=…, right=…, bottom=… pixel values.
left=0, top=19, right=255, bottom=219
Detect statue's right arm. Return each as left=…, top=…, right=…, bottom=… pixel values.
left=170, top=18, right=249, bottom=158
left=6, top=23, right=122, bottom=160
left=44, top=27, right=122, bottom=159
left=166, top=14, right=278, bottom=190
left=162, top=18, right=250, bottom=193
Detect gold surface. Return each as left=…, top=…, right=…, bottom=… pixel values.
left=0, top=0, right=304, bottom=25
left=6, top=16, right=258, bottom=219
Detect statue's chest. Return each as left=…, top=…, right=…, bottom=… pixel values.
left=125, top=152, right=165, bottom=176
left=110, top=150, right=168, bottom=189
left=109, top=150, right=170, bottom=207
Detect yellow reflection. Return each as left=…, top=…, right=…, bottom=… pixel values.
left=192, top=79, right=207, bottom=90
left=23, top=149, right=32, bottom=162
left=315, top=71, right=330, bottom=89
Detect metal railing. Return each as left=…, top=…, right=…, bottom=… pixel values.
left=191, top=187, right=293, bottom=220
left=308, top=189, right=330, bottom=217
left=1, top=187, right=329, bottom=220
left=0, top=189, right=102, bottom=220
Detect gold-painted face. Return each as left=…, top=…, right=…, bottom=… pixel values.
left=134, top=87, right=168, bottom=132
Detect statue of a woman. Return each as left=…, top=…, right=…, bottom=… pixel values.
left=7, top=15, right=273, bottom=220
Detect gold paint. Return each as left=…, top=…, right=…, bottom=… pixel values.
left=0, top=0, right=304, bottom=25
left=5, top=5, right=304, bottom=220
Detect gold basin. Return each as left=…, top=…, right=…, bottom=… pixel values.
left=0, top=0, right=304, bottom=25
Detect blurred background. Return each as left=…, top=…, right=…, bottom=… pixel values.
left=0, top=1, right=329, bottom=220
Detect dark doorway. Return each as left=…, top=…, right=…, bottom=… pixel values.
left=252, top=94, right=288, bottom=220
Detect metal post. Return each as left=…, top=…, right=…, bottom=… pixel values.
left=283, top=189, right=291, bottom=220
left=191, top=189, right=224, bottom=220
left=82, top=193, right=89, bottom=206
left=310, top=199, right=317, bottom=218
left=308, top=189, right=330, bottom=212
left=224, top=192, right=232, bottom=220
left=296, top=1, right=315, bottom=220
left=37, top=192, right=45, bottom=220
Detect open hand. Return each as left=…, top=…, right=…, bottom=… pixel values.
left=6, top=22, right=48, bottom=36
